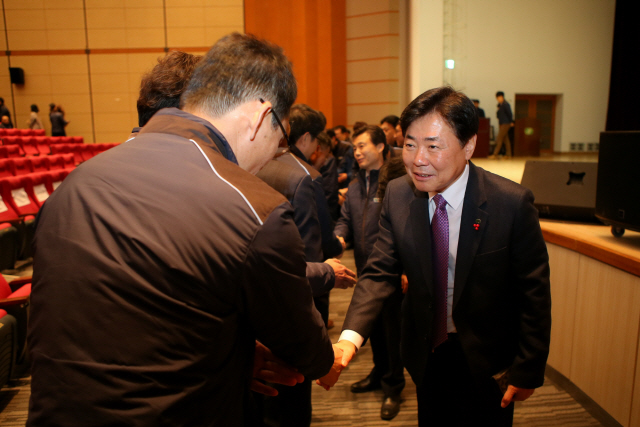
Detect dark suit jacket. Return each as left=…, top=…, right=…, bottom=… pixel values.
left=257, top=160, right=335, bottom=297
left=277, top=147, right=343, bottom=259
left=343, top=162, right=551, bottom=389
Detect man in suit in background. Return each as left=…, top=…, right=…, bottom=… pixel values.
left=320, top=86, right=551, bottom=426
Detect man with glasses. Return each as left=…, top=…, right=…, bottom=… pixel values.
left=255, top=103, right=355, bottom=427
left=27, top=33, right=339, bottom=426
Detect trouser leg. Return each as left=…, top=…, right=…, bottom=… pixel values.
left=380, top=288, right=405, bottom=397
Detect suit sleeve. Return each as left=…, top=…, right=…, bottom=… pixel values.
left=508, top=189, right=551, bottom=388
left=241, top=203, right=334, bottom=380
left=306, top=262, right=335, bottom=297
left=291, top=174, right=323, bottom=263
left=313, top=177, right=343, bottom=259
left=333, top=190, right=353, bottom=243
left=342, top=184, right=403, bottom=340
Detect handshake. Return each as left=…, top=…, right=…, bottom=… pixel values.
left=251, top=340, right=358, bottom=396
left=316, top=340, right=358, bottom=390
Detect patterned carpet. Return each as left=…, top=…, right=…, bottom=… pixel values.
left=1, top=251, right=606, bottom=426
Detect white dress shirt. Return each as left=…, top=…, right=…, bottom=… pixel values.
left=340, top=163, right=470, bottom=350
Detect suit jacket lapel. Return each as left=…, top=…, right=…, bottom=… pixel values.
left=409, top=188, right=435, bottom=299
left=453, top=162, right=488, bottom=311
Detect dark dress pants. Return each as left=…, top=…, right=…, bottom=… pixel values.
left=368, top=287, right=405, bottom=397
left=416, top=334, right=514, bottom=427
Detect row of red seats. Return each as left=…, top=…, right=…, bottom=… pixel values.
left=0, top=170, right=71, bottom=222
left=2, top=136, right=84, bottom=156
left=1, top=154, right=75, bottom=178
left=0, top=128, right=45, bottom=137
left=0, top=146, right=21, bottom=159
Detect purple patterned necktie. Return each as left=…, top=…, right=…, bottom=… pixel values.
left=431, top=194, right=449, bottom=349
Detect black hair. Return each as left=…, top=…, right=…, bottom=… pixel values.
left=181, top=33, right=297, bottom=129
left=352, top=124, right=389, bottom=159
left=288, top=104, right=326, bottom=146
left=380, top=115, right=400, bottom=127
left=400, top=86, right=478, bottom=147
left=496, top=91, right=505, bottom=98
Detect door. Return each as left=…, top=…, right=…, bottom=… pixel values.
left=515, top=94, right=558, bottom=154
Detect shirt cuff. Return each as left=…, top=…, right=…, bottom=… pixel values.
left=339, top=330, right=364, bottom=351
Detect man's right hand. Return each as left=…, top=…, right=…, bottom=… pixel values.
left=315, top=340, right=357, bottom=390
left=337, top=236, right=347, bottom=251
left=325, top=258, right=356, bottom=289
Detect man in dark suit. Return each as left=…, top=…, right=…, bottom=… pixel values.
left=319, top=86, right=551, bottom=426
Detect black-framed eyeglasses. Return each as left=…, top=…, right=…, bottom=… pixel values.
left=260, top=98, right=289, bottom=145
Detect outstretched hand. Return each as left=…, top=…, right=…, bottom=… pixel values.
left=325, top=258, right=357, bottom=289
left=251, top=341, right=304, bottom=396
left=316, top=340, right=357, bottom=390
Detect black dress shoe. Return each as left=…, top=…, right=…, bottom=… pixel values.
left=350, top=376, right=381, bottom=393
left=380, top=395, right=401, bottom=420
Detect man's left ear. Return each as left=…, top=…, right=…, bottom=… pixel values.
left=249, top=100, right=271, bottom=141
left=464, top=135, right=477, bottom=160
left=377, top=143, right=385, bottom=154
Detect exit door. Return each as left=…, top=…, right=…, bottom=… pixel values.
left=515, top=94, right=558, bottom=154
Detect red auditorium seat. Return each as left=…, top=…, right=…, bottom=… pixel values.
left=0, top=159, right=14, bottom=178
left=0, top=275, right=32, bottom=369
left=79, top=144, right=94, bottom=162
left=32, top=129, right=45, bottom=136
left=62, top=153, right=76, bottom=169
left=0, top=146, right=21, bottom=159
left=71, top=136, right=83, bottom=144
left=24, top=173, right=51, bottom=207
left=21, top=137, right=40, bottom=157
left=33, top=136, right=51, bottom=155
left=47, top=154, right=64, bottom=170
left=26, top=157, right=50, bottom=174
left=10, top=158, right=33, bottom=176
left=3, top=129, right=19, bottom=137
left=1, top=137, right=26, bottom=156
left=48, top=136, right=65, bottom=145
left=0, top=185, right=21, bottom=223
left=44, top=169, right=70, bottom=194
left=0, top=176, right=40, bottom=216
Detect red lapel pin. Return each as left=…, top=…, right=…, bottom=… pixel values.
left=473, top=219, right=481, bottom=230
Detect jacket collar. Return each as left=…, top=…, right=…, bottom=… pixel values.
left=288, top=144, right=308, bottom=164
left=139, top=108, right=238, bottom=165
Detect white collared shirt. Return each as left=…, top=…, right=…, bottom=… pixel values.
left=340, top=163, right=470, bottom=349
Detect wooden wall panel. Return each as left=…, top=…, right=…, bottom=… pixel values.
left=570, top=256, right=640, bottom=426
left=546, top=243, right=580, bottom=377
left=244, top=0, right=347, bottom=128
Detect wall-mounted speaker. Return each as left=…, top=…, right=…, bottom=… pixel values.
left=9, top=67, right=24, bottom=85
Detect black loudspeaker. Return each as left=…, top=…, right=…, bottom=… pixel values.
left=595, top=131, right=640, bottom=237
left=9, top=67, right=24, bottom=85
left=521, top=160, right=599, bottom=222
